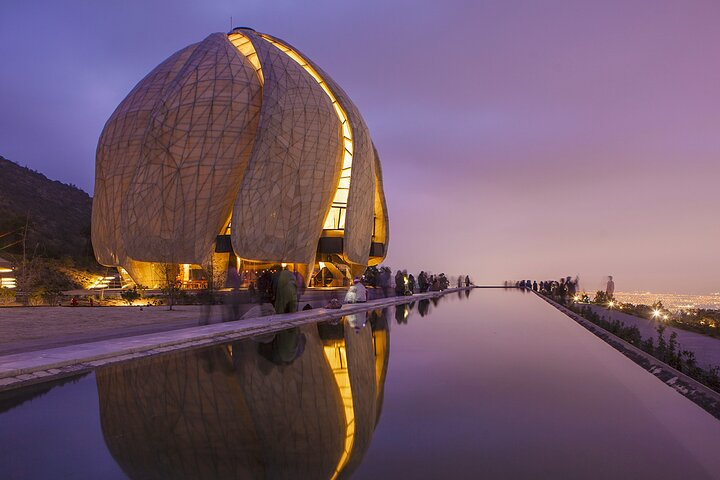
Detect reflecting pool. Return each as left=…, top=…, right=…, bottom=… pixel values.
left=2, top=288, right=720, bottom=479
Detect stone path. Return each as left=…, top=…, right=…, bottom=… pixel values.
left=0, top=289, right=349, bottom=354
left=585, top=304, right=720, bottom=369
left=0, top=288, right=467, bottom=391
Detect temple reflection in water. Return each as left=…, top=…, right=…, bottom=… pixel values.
left=95, top=309, right=390, bottom=480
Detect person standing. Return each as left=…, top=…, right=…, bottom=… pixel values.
left=380, top=267, right=391, bottom=298
left=395, top=270, right=405, bottom=296
left=418, top=271, right=428, bottom=292
left=274, top=268, right=298, bottom=314
left=606, top=276, right=615, bottom=299
left=355, top=277, right=368, bottom=302
left=566, top=276, right=575, bottom=300
left=294, top=270, right=306, bottom=307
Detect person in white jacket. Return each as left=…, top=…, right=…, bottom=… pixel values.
left=345, top=277, right=368, bottom=303
left=354, top=278, right=368, bottom=303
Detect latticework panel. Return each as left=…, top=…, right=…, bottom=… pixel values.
left=92, top=42, right=200, bottom=266
left=303, top=57, right=376, bottom=267
left=92, top=28, right=387, bottom=281
left=231, top=31, right=342, bottom=264
left=95, top=324, right=363, bottom=479
left=369, top=144, right=389, bottom=266
left=121, top=33, right=262, bottom=264
left=338, top=321, right=378, bottom=478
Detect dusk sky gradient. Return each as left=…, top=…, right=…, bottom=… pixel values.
left=2, top=0, right=719, bottom=293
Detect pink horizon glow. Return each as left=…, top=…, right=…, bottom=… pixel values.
left=1, top=1, right=719, bottom=293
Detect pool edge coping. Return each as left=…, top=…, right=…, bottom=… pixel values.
left=0, top=288, right=471, bottom=392
left=535, top=291, right=720, bottom=420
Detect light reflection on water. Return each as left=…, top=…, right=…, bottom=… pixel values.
left=0, top=292, right=466, bottom=480
left=2, top=288, right=720, bottom=479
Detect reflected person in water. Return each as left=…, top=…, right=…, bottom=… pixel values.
left=418, top=299, right=430, bottom=317
left=395, top=304, right=409, bottom=324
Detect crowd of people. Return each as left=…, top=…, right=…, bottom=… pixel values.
left=207, top=264, right=474, bottom=322
left=509, top=276, right=581, bottom=303
left=357, top=268, right=472, bottom=301
left=509, top=275, right=617, bottom=306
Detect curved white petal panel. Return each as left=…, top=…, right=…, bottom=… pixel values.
left=92, top=42, right=200, bottom=266
left=306, top=60, right=376, bottom=266
left=231, top=32, right=342, bottom=264
left=370, top=144, right=389, bottom=266
left=121, top=33, right=262, bottom=264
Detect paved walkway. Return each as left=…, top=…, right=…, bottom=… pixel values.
left=586, top=304, right=720, bottom=369
left=0, top=289, right=357, bottom=355
left=0, top=288, right=467, bottom=391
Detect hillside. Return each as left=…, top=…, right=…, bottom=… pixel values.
left=0, top=155, right=100, bottom=285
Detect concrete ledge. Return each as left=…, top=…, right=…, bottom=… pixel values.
left=0, top=288, right=468, bottom=392
left=536, top=292, right=720, bottom=420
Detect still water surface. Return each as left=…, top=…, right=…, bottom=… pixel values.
left=1, top=289, right=720, bottom=479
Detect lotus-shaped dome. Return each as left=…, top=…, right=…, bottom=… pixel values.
left=92, top=28, right=388, bottom=286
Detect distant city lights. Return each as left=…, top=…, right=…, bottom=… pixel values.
left=612, top=292, right=720, bottom=312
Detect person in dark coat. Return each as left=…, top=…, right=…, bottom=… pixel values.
left=394, top=270, right=405, bottom=296
left=418, top=271, right=428, bottom=292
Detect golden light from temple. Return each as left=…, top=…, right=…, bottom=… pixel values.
left=322, top=339, right=355, bottom=480
left=227, top=32, right=264, bottom=84
left=260, top=34, right=354, bottom=232
left=91, top=28, right=388, bottom=289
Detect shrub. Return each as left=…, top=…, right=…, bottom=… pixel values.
left=0, top=287, right=16, bottom=305
left=120, top=287, right=141, bottom=306
left=28, top=288, right=45, bottom=306
left=593, top=290, right=609, bottom=304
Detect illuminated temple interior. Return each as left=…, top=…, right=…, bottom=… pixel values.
left=0, top=256, right=16, bottom=289
left=91, top=27, right=388, bottom=290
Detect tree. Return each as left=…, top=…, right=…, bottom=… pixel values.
left=202, top=252, right=227, bottom=295
left=655, top=324, right=668, bottom=361
left=158, top=262, right=180, bottom=310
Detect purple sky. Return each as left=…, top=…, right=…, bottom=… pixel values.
left=2, top=1, right=719, bottom=293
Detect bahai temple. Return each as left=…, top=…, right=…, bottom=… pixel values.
left=91, top=28, right=388, bottom=289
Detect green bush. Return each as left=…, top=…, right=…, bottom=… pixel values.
left=0, top=287, right=16, bottom=305
left=28, top=288, right=45, bottom=306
